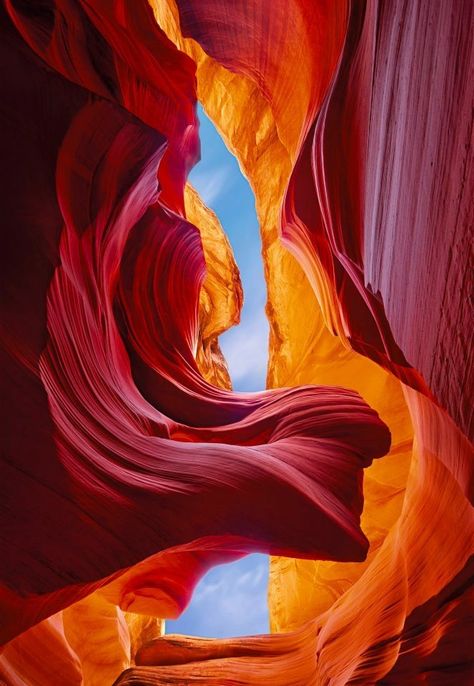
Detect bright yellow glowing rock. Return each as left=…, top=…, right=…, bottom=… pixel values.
left=185, top=184, right=243, bottom=389
left=152, top=0, right=414, bottom=638
left=149, top=7, right=473, bottom=685
left=62, top=594, right=130, bottom=686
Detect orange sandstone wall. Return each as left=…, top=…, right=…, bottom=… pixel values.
left=134, top=1, right=473, bottom=684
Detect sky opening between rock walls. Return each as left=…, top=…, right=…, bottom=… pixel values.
left=166, top=105, right=270, bottom=638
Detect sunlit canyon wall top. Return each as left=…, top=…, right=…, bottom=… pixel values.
left=0, top=1, right=472, bottom=685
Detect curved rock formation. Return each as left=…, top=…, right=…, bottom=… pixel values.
left=1, top=0, right=472, bottom=684
left=126, top=0, right=472, bottom=683
left=1, top=1, right=392, bottom=683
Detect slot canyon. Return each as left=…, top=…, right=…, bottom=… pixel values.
left=1, top=1, right=473, bottom=684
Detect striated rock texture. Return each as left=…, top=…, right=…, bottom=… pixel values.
left=0, top=1, right=472, bottom=685
left=124, top=0, right=471, bottom=684
left=0, top=0, right=393, bottom=684
left=185, top=184, right=243, bottom=390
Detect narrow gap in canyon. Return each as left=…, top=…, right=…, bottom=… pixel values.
left=166, top=104, right=270, bottom=637
left=192, top=104, right=269, bottom=392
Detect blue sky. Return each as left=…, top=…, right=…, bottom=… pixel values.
left=166, top=554, right=269, bottom=638
left=190, top=105, right=269, bottom=393
left=166, top=105, right=270, bottom=638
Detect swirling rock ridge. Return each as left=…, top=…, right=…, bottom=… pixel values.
left=1, top=0, right=473, bottom=684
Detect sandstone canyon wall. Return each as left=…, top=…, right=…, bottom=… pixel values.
left=1, top=1, right=472, bottom=685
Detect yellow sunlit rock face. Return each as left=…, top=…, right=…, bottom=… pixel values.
left=143, top=1, right=473, bottom=683
left=153, top=0, right=414, bottom=637
left=185, top=184, right=243, bottom=390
